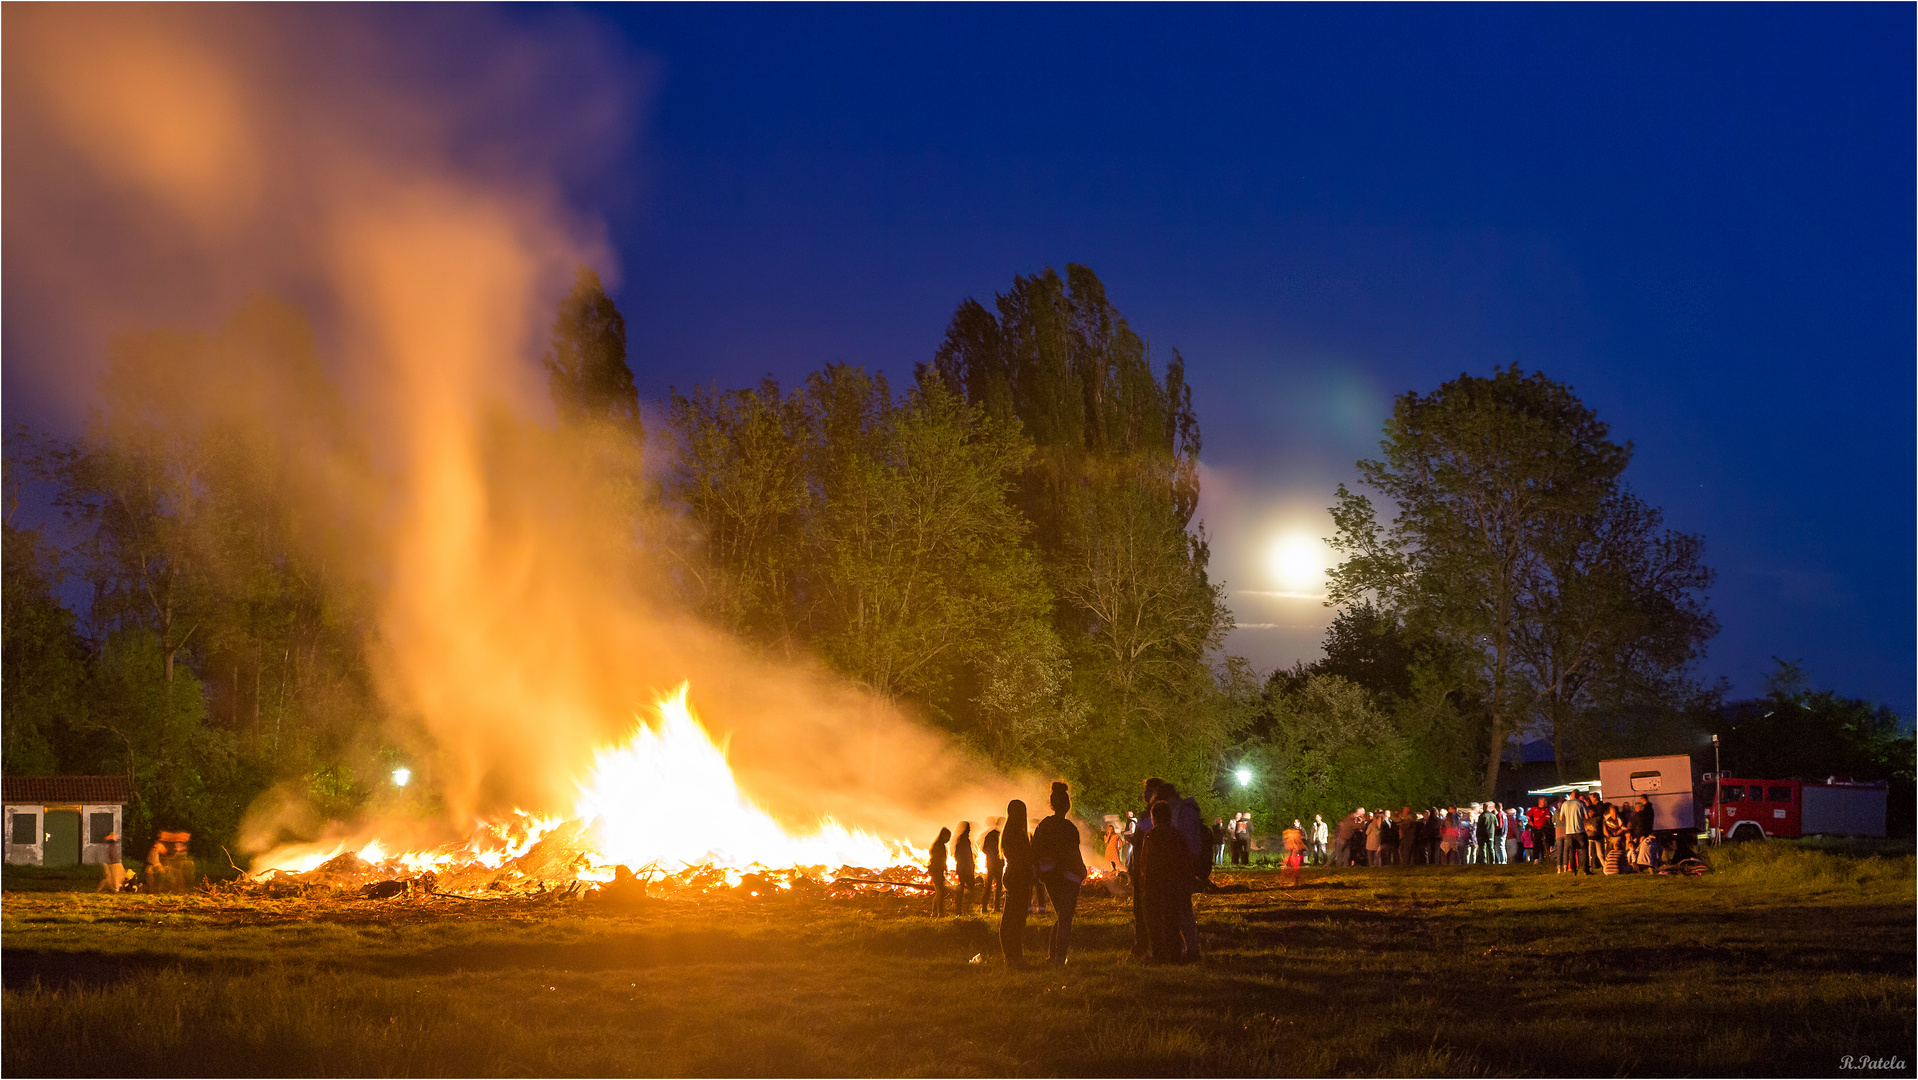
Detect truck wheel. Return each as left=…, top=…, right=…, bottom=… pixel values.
left=1728, top=824, right=1765, bottom=842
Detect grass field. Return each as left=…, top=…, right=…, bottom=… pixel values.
left=3, top=843, right=1912, bottom=1078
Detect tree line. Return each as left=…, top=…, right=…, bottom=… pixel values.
left=5, top=265, right=1908, bottom=856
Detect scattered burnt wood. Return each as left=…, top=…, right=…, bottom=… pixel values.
left=831, top=876, right=934, bottom=892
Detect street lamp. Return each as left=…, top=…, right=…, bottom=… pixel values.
left=392, top=767, right=412, bottom=788
left=1234, top=768, right=1252, bottom=788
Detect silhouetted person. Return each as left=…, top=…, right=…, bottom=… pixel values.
left=981, top=821, right=1004, bottom=912
left=1031, top=781, right=1087, bottom=966
left=1127, top=776, right=1165, bottom=958
left=929, top=826, right=951, bottom=917
left=1139, top=801, right=1195, bottom=963
left=953, top=821, right=975, bottom=916
left=998, top=800, right=1034, bottom=969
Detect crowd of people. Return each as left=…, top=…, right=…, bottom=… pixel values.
left=1300, top=791, right=1677, bottom=874
left=923, top=784, right=1684, bottom=971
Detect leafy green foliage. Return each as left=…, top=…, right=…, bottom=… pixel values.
left=926, top=265, right=1237, bottom=815
left=2, top=450, right=87, bottom=774
left=1327, top=366, right=1706, bottom=796
left=667, top=365, right=1075, bottom=766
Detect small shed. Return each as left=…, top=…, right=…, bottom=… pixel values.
left=3, top=775, right=132, bottom=868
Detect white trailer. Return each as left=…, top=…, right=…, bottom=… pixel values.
left=1597, top=755, right=1697, bottom=832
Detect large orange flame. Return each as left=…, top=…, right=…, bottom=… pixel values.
left=253, top=685, right=922, bottom=887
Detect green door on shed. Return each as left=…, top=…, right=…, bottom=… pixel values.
left=44, top=810, right=81, bottom=867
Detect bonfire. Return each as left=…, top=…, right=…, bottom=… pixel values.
left=241, top=686, right=930, bottom=902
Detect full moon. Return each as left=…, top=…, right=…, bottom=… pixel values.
left=1271, top=539, right=1321, bottom=589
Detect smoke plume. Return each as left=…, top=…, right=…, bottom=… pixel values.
left=6, top=7, right=1045, bottom=858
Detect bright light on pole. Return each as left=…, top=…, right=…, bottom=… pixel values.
left=1234, top=768, right=1252, bottom=788
left=392, top=767, right=411, bottom=788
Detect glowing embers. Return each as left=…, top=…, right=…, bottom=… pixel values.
left=249, top=684, right=921, bottom=893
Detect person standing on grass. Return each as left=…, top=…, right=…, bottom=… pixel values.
left=998, top=800, right=1034, bottom=969
left=1333, top=809, right=1358, bottom=868
left=954, top=821, right=976, bottom=916
left=1583, top=795, right=1604, bottom=870
left=929, top=827, right=951, bottom=915
left=1309, top=814, right=1329, bottom=865
left=1104, top=822, right=1124, bottom=874
left=981, top=819, right=1004, bottom=913
left=1154, top=781, right=1207, bottom=960
left=1031, top=782, right=1087, bottom=966
left=1556, top=795, right=1587, bottom=875
left=1460, top=806, right=1478, bottom=865
left=1505, top=806, right=1522, bottom=864
left=1139, top=800, right=1195, bottom=963
left=1527, top=799, right=1552, bottom=869
left=1364, top=810, right=1385, bottom=866
left=1477, top=803, right=1498, bottom=866
left=1281, top=819, right=1306, bottom=886
left=1127, top=776, right=1166, bottom=958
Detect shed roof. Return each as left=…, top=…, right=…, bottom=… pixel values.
left=2, top=775, right=132, bottom=804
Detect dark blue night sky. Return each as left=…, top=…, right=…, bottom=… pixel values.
left=11, top=5, right=1915, bottom=716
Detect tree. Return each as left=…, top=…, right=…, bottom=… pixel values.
left=664, top=364, right=1079, bottom=766
left=2, top=439, right=87, bottom=774
left=1328, top=366, right=1631, bottom=797
left=1715, top=661, right=1914, bottom=785
left=1514, top=491, right=1716, bottom=776
left=804, top=367, right=1055, bottom=718
left=664, top=378, right=811, bottom=650
left=544, top=266, right=643, bottom=443
left=924, top=265, right=1235, bottom=809
left=44, top=300, right=382, bottom=856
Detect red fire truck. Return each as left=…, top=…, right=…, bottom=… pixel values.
left=1700, top=776, right=1887, bottom=840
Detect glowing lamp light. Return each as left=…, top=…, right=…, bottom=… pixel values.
left=1235, top=768, right=1253, bottom=787
left=391, top=767, right=412, bottom=788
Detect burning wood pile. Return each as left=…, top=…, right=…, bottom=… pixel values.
left=231, top=686, right=932, bottom=906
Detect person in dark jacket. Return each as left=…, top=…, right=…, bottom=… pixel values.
left=981, top=820, right=1004, bottom=912
left=998, top=800, right=1034, bottom=969
left=953, top=821, right=976, bottom=916
left=1397, top=807, right=1418, bottom=867
left=1154, top=781, right=1205, bottom=959
left=1127, top=776, right=1166, bottom=959
left=1031, top=782, right=1087, bottom=965
left=1630, top=797, right=1654, bottom=840
left=1138, top=800, right=1195, bottom=963
left=929, top=826, right=951, bottom=917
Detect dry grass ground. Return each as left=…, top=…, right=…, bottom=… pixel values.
left=3, top=842, right=1912, bottom=1078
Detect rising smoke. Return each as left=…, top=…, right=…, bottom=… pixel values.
left=6, top=7, right=1045, bottom=859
